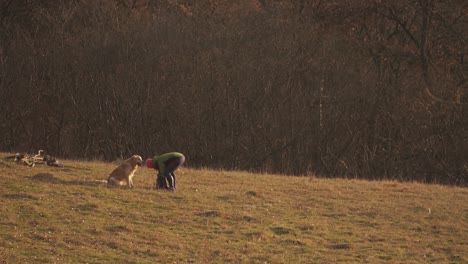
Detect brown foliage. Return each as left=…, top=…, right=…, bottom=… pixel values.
left=1, top=0, right=466, bottom=185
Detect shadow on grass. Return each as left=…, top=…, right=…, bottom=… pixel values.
left=3, top=193, right=38, bottom=200
left=31, top=173, right=60, bottom=182
left=270, top=226, right=291, bottom=235
left=196, top=210, right=221, bottom=217
left=0, top=159, right=14, bottom=168
left=106, top=225, right=131, bottom=233
left=30, top=173, right=107, bottom=187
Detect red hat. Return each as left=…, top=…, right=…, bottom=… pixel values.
left=145, top=158, right=154, bottom=168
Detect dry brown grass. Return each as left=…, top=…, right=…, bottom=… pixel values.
left=0, top=153, right=466, bottom=263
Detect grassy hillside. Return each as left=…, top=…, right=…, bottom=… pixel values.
left=0, top=153, right=466, bottom=263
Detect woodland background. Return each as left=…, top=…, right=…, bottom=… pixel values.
left=0, top=0, right=466, bottom=185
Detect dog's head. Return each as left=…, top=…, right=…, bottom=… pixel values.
left=131, top=155, right=144, bottom=166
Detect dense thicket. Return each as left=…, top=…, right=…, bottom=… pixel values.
left=1, top=0, right=466, bottom=185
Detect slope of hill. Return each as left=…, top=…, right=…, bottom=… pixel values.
left=0, top=153, right=466, bottom=263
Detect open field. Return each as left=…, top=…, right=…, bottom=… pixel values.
left=0, top=153, right=467, bottom=263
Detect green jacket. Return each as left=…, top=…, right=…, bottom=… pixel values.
left=152, top=152, right=184, bottom=175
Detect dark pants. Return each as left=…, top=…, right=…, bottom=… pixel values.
left=156, top=175, right=168, bottom=189
left=156, top=155, right=185, bottom=190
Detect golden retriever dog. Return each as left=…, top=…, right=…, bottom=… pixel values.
left=107, top=155, right=144, bottom=188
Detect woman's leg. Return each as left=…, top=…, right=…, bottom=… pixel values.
left=164, top=155, right=185, bottom=190
left=156, top=174, right=168, bottom=189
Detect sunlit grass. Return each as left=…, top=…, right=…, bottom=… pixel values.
left=0, top=153, right=467, bottom=263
